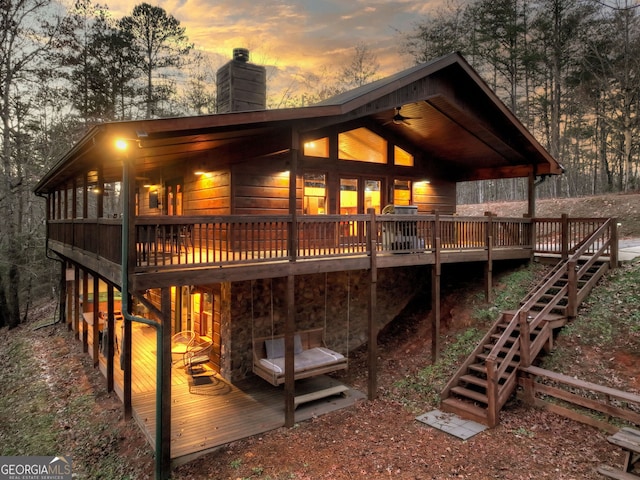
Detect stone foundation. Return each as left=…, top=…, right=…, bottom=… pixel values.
left=222, top=266, right=430, bottom=383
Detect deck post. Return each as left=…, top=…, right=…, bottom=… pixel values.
left=367, top=209, right=378, bottom=400
left=284, top=275, right=296, bottom=427
left=610, top=217, right=619, bottom=269
left=561, top=214, right=569, bottom=261
left=160, top=287, right=172, bottom=476
left=73, top=266, right=80, bottom=338
left=82, top=270, right=89, bottom=352
left=432, top=215, right=441, bottom=363
left=92, top=274, right=100, bottom=367
left=288, top=129, right=299, bottom=262
left=63, top=262, right=71, bottom=330
left=107, top=285, right=115, bottom=393
left=484, top=212, right=493, bottom=302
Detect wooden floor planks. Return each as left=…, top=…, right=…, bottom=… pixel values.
left=93, top=320, right=364, bottom=465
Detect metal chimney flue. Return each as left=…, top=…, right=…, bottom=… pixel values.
left=233, top=48, right=250, bottom=63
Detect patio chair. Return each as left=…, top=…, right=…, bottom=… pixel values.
left=171, top=330, right=196, bottom=366
left=183, top=337, right=213, bottom=375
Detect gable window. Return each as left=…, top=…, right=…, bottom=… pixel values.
left=303, top=137, right=329, bottom=158
left=394, top=146, right=414, bottom=167
left=338, top=128, right=387, bottom=164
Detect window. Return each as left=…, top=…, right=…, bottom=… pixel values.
left=394, top=146, right=414, bottom=166
left=303, top=137, right=329, bottom=158
left=393, top=180, right=412, bottom=206
left=339, top=128, right=387, bottom=164
left=304, top=173, right=327, bottom=214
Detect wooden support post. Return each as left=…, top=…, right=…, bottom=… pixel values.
left=431, top=236, right=441, bottom=363
left=92, top=275, right=100, bottom=368
left=73, top=266, right=80, bottom=338
left=288, top=129, right=299, bottom=262
left=367, top=208, right=378, bottom=400
left=60, top=262, right=73, bottom=330
left=520, top=374, right=536, bottom=406
left=567, top=260, right=578, bottom=318
left=527, top=170, right=536, bottom=219
left=284, top=275, right=296, bottom=427
left=485, top=357, right=499, bottom=427
left=160, top=287, right=172, bottom=476
left=485, top=212, right=493, bottom=302
left=107, top=285, right=115, bottom=393
left=82, top=271, right=89, bottom=352
left=610, top=217, right=619, bottom=269
left=123, top=294, right=132, bottom=419
left=561, top=214, right=569, bottom=262
left=518, top=310, right=531, bottom=368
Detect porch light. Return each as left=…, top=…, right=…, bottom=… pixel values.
left=115, top=139, right=128, bottom=151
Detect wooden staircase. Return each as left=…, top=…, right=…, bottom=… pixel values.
left=440, top=219, right=616, bottom=427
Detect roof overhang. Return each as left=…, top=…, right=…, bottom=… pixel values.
left=35, top=52, right=562, bottom=194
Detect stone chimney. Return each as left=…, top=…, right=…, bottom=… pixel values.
left=216, top=48, right=267, bottom=113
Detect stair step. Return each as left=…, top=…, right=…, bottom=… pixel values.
left=440, top=397, right=488, bottom=425
left=460, top=374, right=488, bottom=388
left=490, top=333, right=517, bottom=342
left=451, top=386, right=488, bottom=404
left=476, top=353, right=519, bottom=370
left=468, top=363, right=514, bottom=381
left=483, top=345, right=519, bottom=356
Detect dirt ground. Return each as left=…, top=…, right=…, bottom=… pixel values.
left=457, top=192, right=640, bottom=238
left=20, top=193, right=640, bottom=479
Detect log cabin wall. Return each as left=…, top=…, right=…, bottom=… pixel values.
left=186, top=170, right=231, bottom=215
left=231, top=151, right=301, bottom=215
left=414, top=180, right=456, bottom=214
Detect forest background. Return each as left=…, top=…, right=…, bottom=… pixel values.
left=0, top=0, right=639, bottom=329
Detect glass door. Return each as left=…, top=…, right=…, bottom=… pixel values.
left=339, top=178, right=358, bottom=214
left=364, top=179, right=381, bottom=213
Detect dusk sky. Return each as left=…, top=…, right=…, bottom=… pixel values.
left=103, top=0, right=445, bottom=101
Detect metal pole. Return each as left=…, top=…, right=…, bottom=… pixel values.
left=120, top=146, right=166, bottom=480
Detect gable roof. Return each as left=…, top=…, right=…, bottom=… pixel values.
left=35, top=52, right=561, bottom=194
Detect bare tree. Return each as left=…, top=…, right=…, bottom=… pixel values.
left=339, top=43, right=380, bottom=89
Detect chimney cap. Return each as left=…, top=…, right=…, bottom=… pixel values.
left=233, top=48, right=249, bottom=62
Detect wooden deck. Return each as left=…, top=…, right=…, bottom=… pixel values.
left=95, top=321, right=364, bottom=466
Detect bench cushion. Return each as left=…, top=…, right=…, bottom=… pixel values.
left=264, top=335, right=303, bottom=359
left=259, top=347, right=345, bottom=375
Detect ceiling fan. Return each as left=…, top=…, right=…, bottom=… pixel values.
left=384, top=106, right=420, bottom=126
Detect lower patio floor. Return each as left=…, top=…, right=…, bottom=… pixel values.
left=87, top=320, right=365, bottom=466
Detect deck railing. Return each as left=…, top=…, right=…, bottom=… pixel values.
left=534, top=215, right=613, bottom=258
left=46, top=213, right=614, bottom=271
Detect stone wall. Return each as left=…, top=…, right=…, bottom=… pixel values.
left=224, top=266, right=430, bottom=382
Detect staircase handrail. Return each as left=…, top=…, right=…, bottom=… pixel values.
left=571, top=218, right=613, bottom=260
left=484, top=219, right=613, bottom=421
left=488, top=218, right=613, bottom=364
